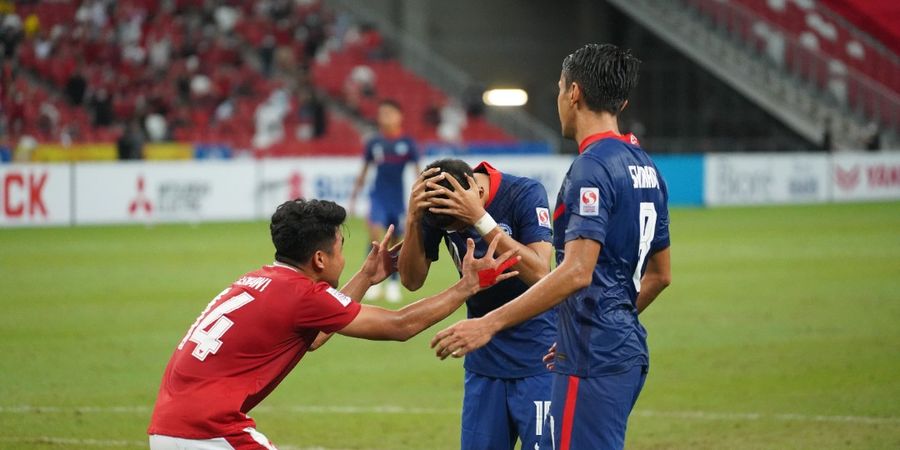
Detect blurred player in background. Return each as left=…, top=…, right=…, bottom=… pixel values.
left=148, top=198, right=518, bottom=450
left=431, top=43, right=672, bottom=450
left=350, top=99, right=420, bottom=303
left=398, top=160, right=555, bottom=450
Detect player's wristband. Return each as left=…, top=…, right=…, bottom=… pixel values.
left=473, top=213, right=497, bottom=236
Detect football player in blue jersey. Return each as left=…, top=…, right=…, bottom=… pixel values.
left=350, top=99, right=420, bottom=302
left=431, top=43, right=672, bottom=450
left=398, top=159, right=556, bottom=450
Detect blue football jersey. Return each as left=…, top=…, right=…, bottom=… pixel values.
left=364, top=135, right=419, bottom=207
left=422, top=162, right=556, bottom=379
left=551, top=132, right=670, bottom=377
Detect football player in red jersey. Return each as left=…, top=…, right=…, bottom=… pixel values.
left=148, top=198, right=519, bottom=450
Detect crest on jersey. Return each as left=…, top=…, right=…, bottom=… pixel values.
left=498, top=223, right=513, bottom=236
left=536, top=207, right=551, bottom=228
left=326, top=287, right=353, bottom=307
left=579, top=187, right=599, bottom=216
left=395, top=141, right=409, bottom=156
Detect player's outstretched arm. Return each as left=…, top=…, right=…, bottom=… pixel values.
left=310, top=225, right=397, bottom=351
left=636, top=247, right=671, bottom=314
left=430, top=237, right=600, bottom=359
left=397, top=167, right=444, bottom=291
left=427, top=174, right=552, bottom=285
left=339, top=235, right=520, bottom=342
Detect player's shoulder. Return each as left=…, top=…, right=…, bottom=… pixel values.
left=504, top=173, right=546, bottom=197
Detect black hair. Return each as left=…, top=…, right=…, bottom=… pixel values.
left=561, top=43, right=641, bottom=115
left=270, top=198, right=346, bottom=265
left=379, top=98, right=402, bottom=111
left=422, top=159, right=473, bottom=230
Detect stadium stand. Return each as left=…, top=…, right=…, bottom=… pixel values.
left=659, top=0, right=899, bottom=148
left=0, top=0, right=512, bottom=159
left=687, top=0, right=899, bottom=98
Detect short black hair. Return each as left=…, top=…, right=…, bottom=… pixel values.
left=561, top=43, right=641, bottom=115
left=270, top=198, right=346, bottom=265
left=422, top=159, right=473, bottom=230
left=379, top=98, right=402, bottom=111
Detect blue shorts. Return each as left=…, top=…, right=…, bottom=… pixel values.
left=368, top=197, right=405, bottom=231
left=461, top=370, right=553, bottom=450
left=539, top=365, right=647, bottom=450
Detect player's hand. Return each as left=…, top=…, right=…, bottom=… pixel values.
left=426, top=173, right=485, bottom=226
left=309, top=332, right=334, bottom=351
left=430, top=317, right=495, bottom=360
left=360, top=225, right=395, bottom=285
left=543, top=342, right=557, bottom=371
left=458, top=235, right=520, bottom=295
left=408, top=167, right=444, bottom=219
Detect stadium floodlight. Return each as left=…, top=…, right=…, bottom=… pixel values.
left=483, top=88, right=528, bottom=107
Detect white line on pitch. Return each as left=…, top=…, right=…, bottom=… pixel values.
left=0, top=436, right=350, bottom=450
left=1, top=404, right=898, bottom=425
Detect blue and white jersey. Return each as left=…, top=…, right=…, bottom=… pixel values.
left=364, top=134, right=419, bottom=208
left=552, top=132, right=670, bottom=377
left=422, top=162, right=556, bottom=379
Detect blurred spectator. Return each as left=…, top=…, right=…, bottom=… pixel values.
left=33, top=30, right=51, bottom=60
left=259, top=34, right=276, bottom=77
left=22, top=13, right=39, bottom=38
left=145, top=113, right=168, bottom=142
left=463, top=85, right=485, bottom=118
left=343, top=65, right=375, bottom=114
left=254, top=89, right=290, bottom=148
left=89, top=88, right=114, bottom=127
left=38, top=98, right=60, bottom=138
left=148, top=37, right=172, bottom=72
left=296, top=89, right=327, bottom=140
left=215, top=97, right=235, bottom=122
left=0, top=13, right=23, bottom=58
left=821, top=118, right=833, bottom=152
left=437, top=100, right=466, bottom=143
left=117, top=120, right=144, bottom=160
left=865, top=123, right=881, bottom=152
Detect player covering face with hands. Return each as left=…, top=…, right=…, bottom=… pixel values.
left=148, top=198, right=519, bottom=450
left=399, top=160, right=556, bottom=450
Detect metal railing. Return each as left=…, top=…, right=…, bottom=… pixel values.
left=325, top=0, right=562, bottom=152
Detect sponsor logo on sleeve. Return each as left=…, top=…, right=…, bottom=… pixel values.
left=579, top=187, right=599, bottom=216
left=326, top=287, right=353, bottom=307
left=536, top=207, right=551, bottom=228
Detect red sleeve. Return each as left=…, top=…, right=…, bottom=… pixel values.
left=294, top=282, right=362, bottom=333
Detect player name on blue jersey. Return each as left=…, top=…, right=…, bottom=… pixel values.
left=628, top=165, right=660, bottom=189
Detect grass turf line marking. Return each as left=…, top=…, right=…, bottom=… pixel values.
left=0, top=437, right=347, bottom=450
left=2, top=405, right=898, bottom=425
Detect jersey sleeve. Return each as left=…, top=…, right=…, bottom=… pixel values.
left=512, top=180, right=553, bottom=246
left=564, top=156, right=616, bottom=246
left=651, top=175, right=671, bottom=254
left=421, top=219, right=443, bottom=262
left=294, top=282, right=362, bottom=333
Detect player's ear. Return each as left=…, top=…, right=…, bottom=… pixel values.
left=312, top=250, right=327, bottom=271
left=569, top=82, right=580, bottom=105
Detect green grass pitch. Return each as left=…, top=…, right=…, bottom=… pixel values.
left=1, top=202, right=899, bottom=449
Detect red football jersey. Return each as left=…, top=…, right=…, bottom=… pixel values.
left=148, top=263, right=361, bottom=439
